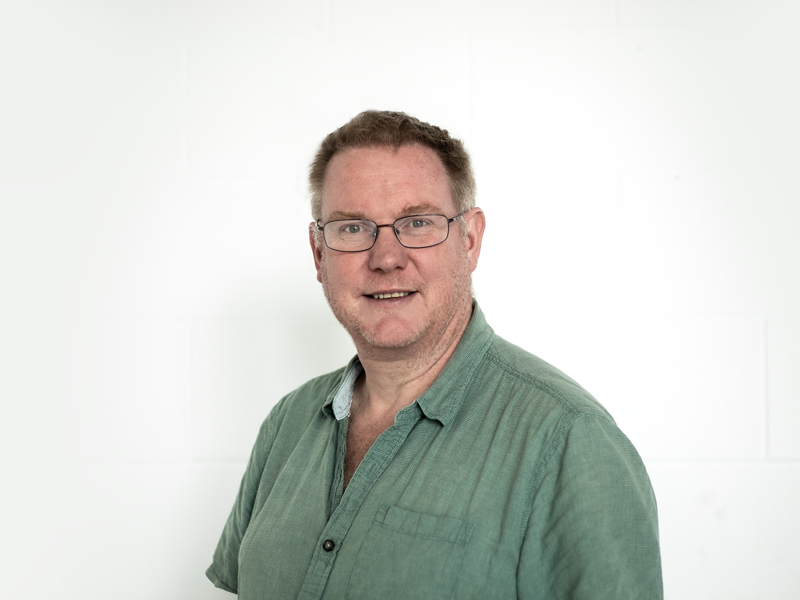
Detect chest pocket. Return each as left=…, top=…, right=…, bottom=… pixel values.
left=345, top=504, right=474, bottom=599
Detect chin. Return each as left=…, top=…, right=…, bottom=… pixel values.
left=352, top=319, right=427, bottom=350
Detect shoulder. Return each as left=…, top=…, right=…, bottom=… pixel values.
left=261, top=364, right=351, bottom=440
left=239, top=362, right=353, bottom=471
left=239, top=364, right=352, bottom=506
left=478, top=333, right=613, bottom=423
left=275, top=365, right=350, bottom=416
left=481, top=336, right=657, bottom=511
left=472, top=334, right=653, bottom=496
left=453, top=331, right=645, bottom=498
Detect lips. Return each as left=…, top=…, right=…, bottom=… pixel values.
left=368, top=291, right=415, bottom=299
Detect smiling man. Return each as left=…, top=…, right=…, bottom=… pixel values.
left=206, top=111, right=663, bottom=599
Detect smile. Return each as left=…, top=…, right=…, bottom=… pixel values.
left=371, top=292, right=413, bottom=299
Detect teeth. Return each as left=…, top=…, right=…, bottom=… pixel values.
left=372, top=292, right=411, bottom=299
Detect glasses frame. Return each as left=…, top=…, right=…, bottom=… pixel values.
left=316, top=212, right=465, bottom=253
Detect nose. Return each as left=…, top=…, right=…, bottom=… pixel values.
left=367, top=224, right=408, bottom=272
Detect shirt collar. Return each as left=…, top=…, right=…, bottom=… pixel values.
left=332, top=358, right=363, bottom=420
left=414, top=301, right=494, bottom=426
left=322, top=301, right=495, bottom=425
left=322, top=355, right=363, bottom=420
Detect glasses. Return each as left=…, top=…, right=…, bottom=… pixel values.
left=316, top=213, right=463, bottom=253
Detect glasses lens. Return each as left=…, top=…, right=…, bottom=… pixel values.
left=324, top=219, right=377, bottom=251
left=395, top=214, right=449, bottom=248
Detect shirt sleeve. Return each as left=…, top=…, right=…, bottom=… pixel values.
left=206, top=409, right=282, bottom=594
left=517, top=413, right=663, bottom=599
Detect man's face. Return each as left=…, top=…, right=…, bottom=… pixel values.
left=310, top=144, right=484, bottom=354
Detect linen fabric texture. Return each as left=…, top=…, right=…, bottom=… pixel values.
left=206, top=304, right=663, bottom=599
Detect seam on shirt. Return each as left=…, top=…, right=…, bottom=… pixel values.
left=482, top=343, right=618, bottom=548
left=238, top=391, right=301, bottom=561
left=482, top=349, right=618, bottom=548
left=208, top=563, right=237, bottom=593
left=518, top=411, right=613, bottom=548
left=262, top=397, right=283, bottom=450
left=260, top=390, right=294, bottom=452
left=375, top=521, right=467, bottom=543
left=484, top=349, right=607, bottom=418
left=253, top=393, right=290, bottom=482
left=428, top=329, right=496, bottom=425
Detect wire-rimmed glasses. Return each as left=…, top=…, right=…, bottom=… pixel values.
left=316, top=213, right=463, bottom=253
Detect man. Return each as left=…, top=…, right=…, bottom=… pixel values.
left=206, top=110, right=663, bottom=599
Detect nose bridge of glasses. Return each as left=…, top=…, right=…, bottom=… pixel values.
left=373, top=222, right=402, bottom=245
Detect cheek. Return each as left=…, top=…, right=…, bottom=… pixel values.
left=434, top=244, right=469, bottom=274
left=321, top=255, right=362, bottom=290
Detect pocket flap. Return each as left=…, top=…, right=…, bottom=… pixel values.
left=375, top=504, right=474, bottom=546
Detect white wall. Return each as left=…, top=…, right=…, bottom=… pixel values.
left=1, top=1, right=798, bottom=598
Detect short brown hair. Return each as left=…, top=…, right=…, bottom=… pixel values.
left=309, top=110, right=476, bottom=222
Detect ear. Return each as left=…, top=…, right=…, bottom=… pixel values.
left=462, top=207, right=486, bottom=273
left=309, top=223, right=324, bottom=283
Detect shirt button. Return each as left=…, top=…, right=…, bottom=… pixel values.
left=322, top=539, right=335, bottom=552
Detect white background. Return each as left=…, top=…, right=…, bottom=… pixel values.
left=1, top=1, right=798, bottom=598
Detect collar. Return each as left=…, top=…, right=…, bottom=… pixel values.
left=413, top=301, right=494, bottom=425
left=322, top=355, right=363, bottom=420
left=322, top=301, right=495, bottom=425
left=332, top=358, right=363, bottom=420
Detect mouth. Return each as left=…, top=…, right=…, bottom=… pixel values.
left=368, top=291, right=415, bottom=300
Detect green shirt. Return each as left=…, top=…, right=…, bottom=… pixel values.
left=207, top=305, right=663, bottom=599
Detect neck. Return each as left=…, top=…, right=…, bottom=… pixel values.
left=352, top=300, right=473, bottom=418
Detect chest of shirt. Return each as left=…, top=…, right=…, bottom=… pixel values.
left=237, top=395, right=551, bottom=600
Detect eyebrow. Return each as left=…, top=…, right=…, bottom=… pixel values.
left=326, top=210, right=364, bottom=220
left=399, top=203, right=442, bottom=215
left=326, top=204, right=444, bottom=222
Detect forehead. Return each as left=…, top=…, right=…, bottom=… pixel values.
left=321, top=144, right=454, bottom=219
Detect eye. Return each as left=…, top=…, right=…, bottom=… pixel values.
left=399, top=217, right=433, bottom=231
left=343, top=223, right=363, bottom=234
